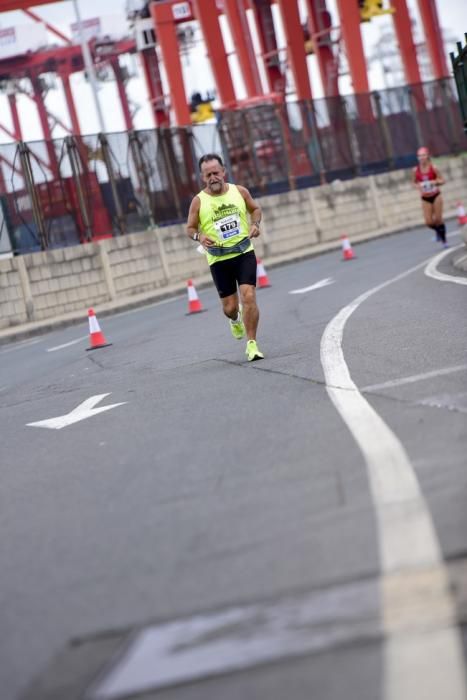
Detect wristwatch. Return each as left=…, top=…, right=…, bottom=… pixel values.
left=192, top=232, right=200, bottom=241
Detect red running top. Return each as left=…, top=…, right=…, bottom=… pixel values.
left=414, top=164, right=439, bottom=198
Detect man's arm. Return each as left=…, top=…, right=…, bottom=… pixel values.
left=186, top=195, right=215, bottom=247
left=186, top=196, right=201, bottom=241
left=238, top=185, right=262, bottom=238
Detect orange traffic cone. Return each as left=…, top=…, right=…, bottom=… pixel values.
left=256, top=258, right=271, bottom=288
left=186, top=279, right=204, bottom=315
left=86, top=308, right=112, bottom=350
left=341, top=235, right=355, bottom=261
left=456, top=202, right=467, bottom=225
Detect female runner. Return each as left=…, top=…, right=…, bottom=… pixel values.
left=413, top=146, right=447, bottom=247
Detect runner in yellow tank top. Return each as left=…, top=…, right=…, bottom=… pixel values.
left=186, top=153, right=264, bottom=361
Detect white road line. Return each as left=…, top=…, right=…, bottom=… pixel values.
left=425, top=244, right=467, bottom=285
left=320, top=260, right=466, bottom=700
left=289, top=277, right=334, bottom=294
left=46, top=336, right=87, bottom=352
left=362, top=364, right=467, bottom=393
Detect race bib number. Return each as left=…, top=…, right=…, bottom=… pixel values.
left=214, top=215, right=240, bottom=240
left=421, top=180, right=436, bottom=194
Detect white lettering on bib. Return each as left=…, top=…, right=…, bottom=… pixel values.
left=214, top=214, right=240, bottom=240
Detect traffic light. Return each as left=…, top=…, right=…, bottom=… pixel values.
left=358, top=0, right=394, bottom=22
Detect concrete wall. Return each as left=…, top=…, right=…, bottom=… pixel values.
left=1, top=155, right=467, bottom=330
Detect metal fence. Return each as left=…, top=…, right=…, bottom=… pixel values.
left=450, top=37, right=467, bottom=133
left=0, top=77, right=465, bottom=255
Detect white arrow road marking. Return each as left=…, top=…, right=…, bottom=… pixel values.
left=46, top=336, right=88, bottom=352
left=88, top=578, right=381, bottom=699
left=26, top=393, right=127, bottom=430
left=289, top=277, right=334, bottom=294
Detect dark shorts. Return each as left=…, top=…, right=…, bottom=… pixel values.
left=421, top=193, right=440, bottom=204
left=210, top=250, right=257, bottom=298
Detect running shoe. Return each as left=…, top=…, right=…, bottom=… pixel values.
left=246, top=339, right=264, bottom=361
left=230, top=310, right=246, bottom=340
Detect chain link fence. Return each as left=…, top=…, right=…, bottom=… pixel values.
left=0, top=78, right=465, bottom=255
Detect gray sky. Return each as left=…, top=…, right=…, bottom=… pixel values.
left=0, top=0, right=465, bottom=142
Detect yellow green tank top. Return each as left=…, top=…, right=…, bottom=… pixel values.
left=198, top=184, right=253, bottom=265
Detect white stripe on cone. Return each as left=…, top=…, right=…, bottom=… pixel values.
left=456, top=202, right=467, bottom=224
left=89, top=315, right=101, bottom=334
left=188, top=284, right=199, bottom=301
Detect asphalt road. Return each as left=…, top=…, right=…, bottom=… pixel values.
left=1, top=225, right=466, bottom=700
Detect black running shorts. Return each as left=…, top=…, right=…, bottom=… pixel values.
left=210, top=250, right=257, bottom=298
left=421, top=193, right=440, bottom=204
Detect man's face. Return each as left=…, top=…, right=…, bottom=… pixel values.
left=201, top=160, right=225, bottom=194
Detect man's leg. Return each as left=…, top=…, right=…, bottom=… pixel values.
left=220, top=290, right=246, bottom=340
left=239, top=284, right=259, bottom=341
left=210, top=258, right=240, bottom=320
left=236, top=252, right=263, bottom=360
left=240, top=284, right=263, bottom=361
left=221, top=293, right=240, bottom=321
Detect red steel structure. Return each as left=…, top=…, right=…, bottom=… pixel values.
left=276, top=0, right=312, bottom=101
left=335, top=0, right=370, bottom=95
left=0, top=40, right=136, bottom=164
left=224, top=0, right=263, bottom=98
left=192, top=0, right=237, bottom=107
left=416, top=0, right=449, bottom=79
left=250, top=0, right=285, bottom=95
left=305, top=0, right=338, bottom=98
left=0, top=0, right=449, bottom=130
left=0, top=0, right=61, bottom=9
left=391, top=0, right=423, bottom=86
